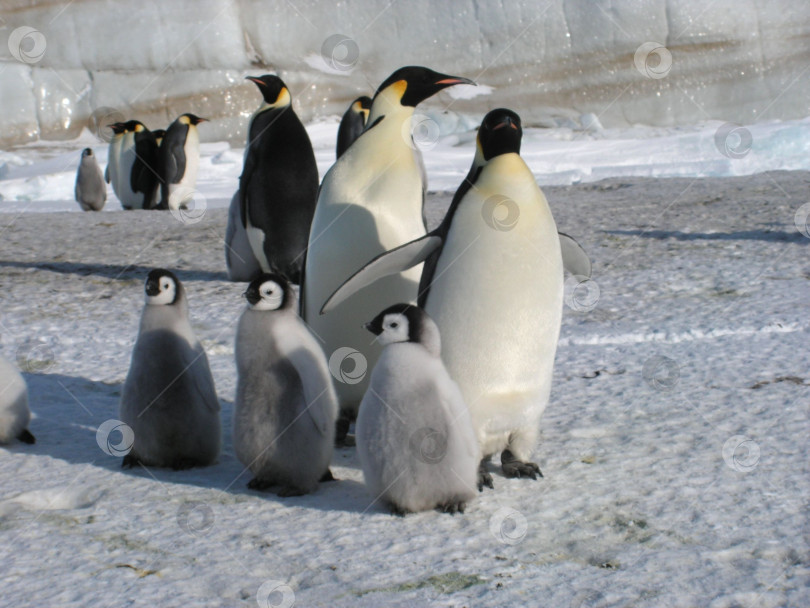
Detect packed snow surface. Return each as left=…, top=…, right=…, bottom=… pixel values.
left=0, top=159, right=808, bottom=605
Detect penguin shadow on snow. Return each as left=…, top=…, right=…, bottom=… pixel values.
left=605, top=228, right=810, bottom=243
left=16, top=372, right=417, bottom=514
left=15, top=372, right=122, bottom=466
left=0, top=260, right=227, bottom=282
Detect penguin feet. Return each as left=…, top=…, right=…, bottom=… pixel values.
left=319, top=468, right=337, bottom=483
left=437, top=501, right=466, bottom=515
left=477, top=459, right=494, bottom=492
left=501, top=449, right=543, bottom=480
left=16, top=429, right=35, bottom=444
left=334, top=414, right=355, bottom=447
left=277, top=486, right=307, bottom=498
left=170, top=458, right=200, bottom=471
left=247, top=477, right=276, bottom=491
left=389, top=504, right=411, bottom=517
left=121, top=454, right=141, bottom=469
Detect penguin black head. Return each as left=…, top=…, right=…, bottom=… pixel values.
left=108, top=122, right=126, bottom=135
left=246, top=75, right=291, bottom=108
left=244, top=273, right=293, bottom=312
left=81, top=148, right=94, bottom=158
left=374, top=66, right=475, bottom=108
left=364, top=303, right=439, bottom=352
left=478, top=109, right=522, bottom=161
left=144, top=269, right=181, bottom=306
left=153, top=129, right=166, bottom=144
left=123, top=119, right=146, bottom=134
left=178, top=114, right=208, bottom=126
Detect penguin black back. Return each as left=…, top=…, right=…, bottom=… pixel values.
left=336, top=96, right=372, bottom=159
left=240, top=75, right=318, bottom=285
left=127, top=120, right=159, bottom=209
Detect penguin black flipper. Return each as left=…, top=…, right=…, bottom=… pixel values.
left=320, top=235, right=443, bottom=314
left=238, top=144, right=259, bottom=229
left=16, top=429, right=35, bottom=444
left=558, top=232, right=592, bottom=278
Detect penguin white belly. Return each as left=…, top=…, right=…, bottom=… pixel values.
left=168, top=128, right=200, bottom=210
left=304, top=127, right=426, bottom=410
left=425, top=154, right=563, bottom=459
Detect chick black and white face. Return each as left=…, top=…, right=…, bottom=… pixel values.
left=245, top=274, right=288, bottom=311
left=375, top=313, right=410, bottom=346
left=365, top=303, right=423, bottom=346
left=82, top=148, right=93, bottom=158
left=144, top=270, right=177, bottom=306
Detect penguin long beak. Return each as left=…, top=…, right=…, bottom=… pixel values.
left=493, top=116, right=518, bottom=131
left=435, top=77, right=475, bottom=86
left=246, top=77, right=264, bottom=87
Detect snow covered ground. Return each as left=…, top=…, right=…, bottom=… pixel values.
left=0, top=129, right=808, bottom=607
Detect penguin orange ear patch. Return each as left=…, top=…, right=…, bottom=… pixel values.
left=391, top=80, right=407, bottom=98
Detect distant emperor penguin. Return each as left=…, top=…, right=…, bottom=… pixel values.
left=323, top=109, right=564, bottom=488
left=335, top=95, right=371, bottom=159
left=117, top=120, right=160, bottom=210
left=75, top=148, right=107, bottom=211
left=0, top=354, right=35, bottom=444
left=240, top=75, right=318, bottom=285
left=302, top=66, right=474, bottom=437
left=119, top=269, right=220, bottom=469
left=105, top=122, right=126, bottom=197
left=357, top=304, right=479, bottom=515
left=157, top=113, right=207, bottom=210
left=233, top=274, right=337, bottom=496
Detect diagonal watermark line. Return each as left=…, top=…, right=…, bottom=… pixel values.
left=57, top=380, right=94, bottom=417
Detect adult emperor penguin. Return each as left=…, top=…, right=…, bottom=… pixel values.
left=233, top=274, right=337, bottom=496
left=157, top=114, right=206, bottom=210
left=225, top=189, right=262, bottom=282
left=358, top=304, right=478, bottom=515
left=119, top=269, right=220, bottom=469
left=323, top=109, right=565, bottom=488
left=0, top=354, right=35, bottom=444
left=117, top=120, right=159, bottom=210
left=335, top=95, right=371, bottom=159
left=240, top=75, right=318, bottom=284
left=302, top=66, right=474, bottom=436
left=105, top=122, right=126, bottom=198
left=75, top=148, right=107, bottom=211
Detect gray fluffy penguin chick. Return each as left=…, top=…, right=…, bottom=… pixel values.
left=225, top=189, right=262, bottom=282
left=0, top=354, right=35, bottom=444
left=357, top=304, right=479, bottom=515
left=75, top=148, right=107, bottom=211
left=119, top=269, right=220, bottom=469
left=233, top=273, right=337, bottom=496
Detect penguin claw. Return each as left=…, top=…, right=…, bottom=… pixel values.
left=121, top=454, right=140, bottom=469
left=501, top=449, right=543, bottom=479
left=247, top=477, right=275, bottom=491
left=16, top=429, right=35, bottom=444
left=319, top=468, right=337, bottom=483
left=389, top=504, right=410, bottom=517
left=478, top=460, right=494, bottom=491
left=438, top=501, right=466, bottom=515
left=277, top=486, right=307, bottom=498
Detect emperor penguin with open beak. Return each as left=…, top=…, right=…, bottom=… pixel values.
left=301, top=66, right=474, bottom=441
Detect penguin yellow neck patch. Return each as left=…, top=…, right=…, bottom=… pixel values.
left=274, top=87, right=291, bottom=107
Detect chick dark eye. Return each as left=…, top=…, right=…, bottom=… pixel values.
left=390, top=322, right=398, bottom=328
